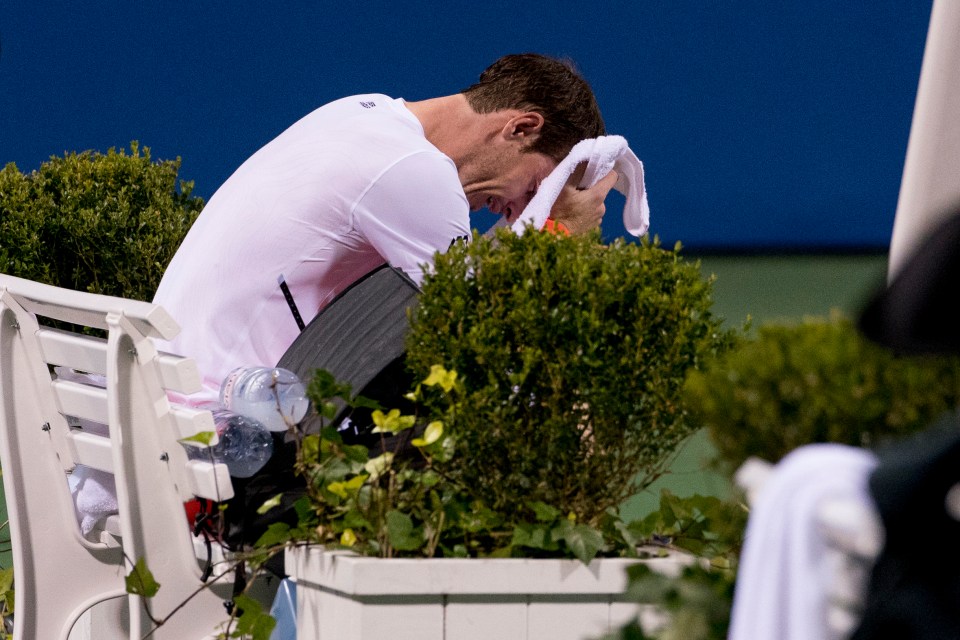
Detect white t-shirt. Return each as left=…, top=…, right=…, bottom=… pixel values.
left=153, top=94, right=470, bottom=399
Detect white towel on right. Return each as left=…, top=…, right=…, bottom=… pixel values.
left=728, top=444, right=878, bottom=640
left=511, top=135, right=649, bottom=236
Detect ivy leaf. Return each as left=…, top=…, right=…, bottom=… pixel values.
left=307, top=369, right=351, bottom=402
left=327, top=474, right=368, bottom=498
left=341, top=443, right=370, bottom=463
left=411, top=421, right=443, bottom=447
left=255, top=522, right=292, bottom=548
left=512, top=523, right=557, bottom=551
left=231, top=594, right=277, bottom=640
left=256, top=494, right=283, bottom=515
left=300, top=434, right=320, bottom=465
left=364, top=452, right=394, bottom=479
left=386, top=510, right=423, bottom=551
left=293, top=496, right=318, bottom=528
left=350, top=394, right=382, bottom=410
left=562, top=523, right=605, bottom=564
left=319, top=401, right=338, bottom=421
left=370, top=409, right=416, bottom=434
left=340, top=529, right=358, bottom=547
left=0, top=567, right=13, bottom=594
left=179, top=430, right=216, bottom=446
left=422, top=364, right=457, bottom=392
left=125, top=557, right=160, bottom=598
left=528, top=501, right=561, bottom=523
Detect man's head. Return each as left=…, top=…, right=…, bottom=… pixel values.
left=461, top=53, right=606, bottom=163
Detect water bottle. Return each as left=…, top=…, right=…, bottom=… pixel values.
left=219, top=366, right=309, bottom=433
left=187, top=409, right=274, bottom=478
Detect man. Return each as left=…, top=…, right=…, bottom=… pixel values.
left=153, top=53, right=617, bottom=399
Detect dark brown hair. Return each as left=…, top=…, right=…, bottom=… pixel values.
left=461, top=53, right=606, bottom=162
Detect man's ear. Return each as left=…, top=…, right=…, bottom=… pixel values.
left=503, top=112, right=544, bottom=142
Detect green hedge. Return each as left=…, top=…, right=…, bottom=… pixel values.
left=406, top=229, right=736, bottom=525
left=684, top=315, right=960, bottom=469
left=0, top=142, right=203, bottom=301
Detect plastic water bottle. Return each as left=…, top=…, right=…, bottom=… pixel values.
left=219, top=366, right=309, bottom=433
left=188, top=409, right=274, bottom=478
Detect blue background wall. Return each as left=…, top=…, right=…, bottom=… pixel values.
left=0, top=1, right=933, bottom=249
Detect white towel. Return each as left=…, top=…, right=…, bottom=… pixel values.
left=511, top=135, right=650, bottom=237
left=70, top=464, right=119, bottom=536
left=728, top=444, right=878, bottom=640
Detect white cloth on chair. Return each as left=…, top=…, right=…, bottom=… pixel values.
left=69, top=465, right=119, bottom=536
left=511, top=135, right=649, bottom=236
left=728, top=444, right=877, bottom=640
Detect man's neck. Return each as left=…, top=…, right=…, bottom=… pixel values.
left=405, top=94, right=510, bottom=168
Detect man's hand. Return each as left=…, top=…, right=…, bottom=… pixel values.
left=548, top=163, right=619, bottom=236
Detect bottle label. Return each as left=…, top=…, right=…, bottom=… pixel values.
left=220, top=368, right=243, bottom=410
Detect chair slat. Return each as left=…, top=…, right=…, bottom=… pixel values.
left=40, top=328, right=204, bottom=394
left=37, top=327, right=108, bottom=374
left=0, top=274, right=179, bottom=340
left=52, top=379, right=109, bottom=425
left=67, top=431, right=114, bottom=472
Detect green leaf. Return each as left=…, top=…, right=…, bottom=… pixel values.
left=327, top=473, right=368, bottom=498
left=512, top=523, right=557, bottom=551
left=385, top=510, right=423, bottom=551
left=561, top=523, right=605, bottom=564
left=340, top=528, right=358, bottom=547
left=422, top=364, right=457, bottom=392
left=350, top=395, right=382, bottom=410
left=341, top=443, right=370, bottom=463
left=125, top=557, right=160, bottom=598
left=371, top=409, right=416, bottom=434
left=0, top=568, right=13, bottom=594
left=529, top=501, right=561, bottom=523
left=364, top=452, right=394, bottom=479
left=319, top=401, right=338, bottom=421
left=179, top=430, right=216, bottom=446
left=411, top=421, right=443, bottom=447
left=256, top=494, right=284, bottom=515
left=300, top=434, right=320, bottom=464
left=232, top=594, right=277, bottom=640
left=293, top=496, right=316, bottom=524
left=254, top=522, right=292, bottom=548
left=307, top=368, right=351, bottom=403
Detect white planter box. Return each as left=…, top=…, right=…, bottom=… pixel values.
left=285, top=546, right=690, bottom=640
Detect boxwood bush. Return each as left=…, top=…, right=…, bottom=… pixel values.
left=405, top=229, right=736, bottom=526
left=0, top=142, right=203, bottom=300
left=684, top=315, right=960, bottom=470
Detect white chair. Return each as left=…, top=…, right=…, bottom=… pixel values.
left=0, top=273, right=237, bottom=640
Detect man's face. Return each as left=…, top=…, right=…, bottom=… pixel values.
left=460, top=146, right=557, bottom=224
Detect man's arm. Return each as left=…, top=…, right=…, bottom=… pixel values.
left=548, top=164, right=619, bottom=236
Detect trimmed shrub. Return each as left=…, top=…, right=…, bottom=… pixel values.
left=0, top=142, right=203, bottom=300
left=405, top=229, right=736, bottom=525
left=685, top=314, right=960, bottom=469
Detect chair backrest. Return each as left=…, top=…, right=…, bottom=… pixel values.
left=0, top=274, right=235, bottom=640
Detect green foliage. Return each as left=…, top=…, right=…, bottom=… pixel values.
left=598, top=492, right=743, bottom=640
left=685, top=314, right=960, bottom=469
left=0, top=566, right=12, bottom=639
left=124, top=557, right=161, bottom=598
left=291, top=367, right=507, bottom=559
left=0, top=142, right=203, bottom=300
left=624, top=491, right=746, bottom=564
left=406, top=229, right=735, bottom=526
left=228, top=594, right=276, bottom=640
left=292, top=366, right=703, bottom=562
